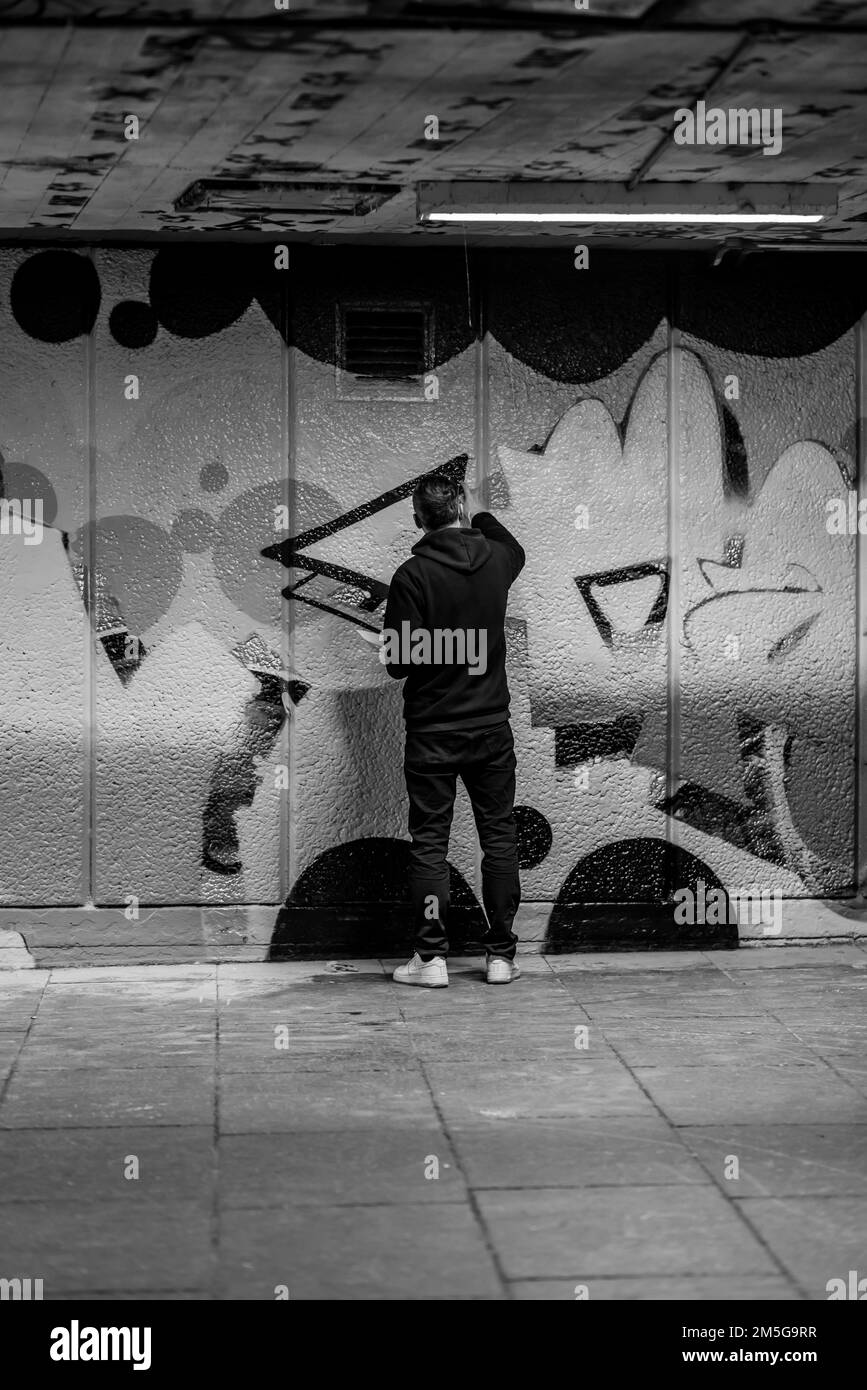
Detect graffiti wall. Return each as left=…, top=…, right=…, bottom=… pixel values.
left=0, top=245, right=862, bottom=949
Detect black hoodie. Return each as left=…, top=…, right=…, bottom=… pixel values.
left=382, top=511, right=525, bottom=732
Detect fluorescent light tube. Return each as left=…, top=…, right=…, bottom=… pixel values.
left=417, top=182, right=837, bottom=228
left=426, top=211, right=823, bottom=225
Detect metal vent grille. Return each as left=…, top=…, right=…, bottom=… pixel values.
left=342, top=308, right=427, bottom=381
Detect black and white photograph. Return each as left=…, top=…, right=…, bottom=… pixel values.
left=0, top=0, right=865, bottom=1358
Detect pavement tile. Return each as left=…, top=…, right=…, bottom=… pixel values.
left=601, top=1022, right=828, bottom=1070
left=769, top=1002, right=867, bottom=1026
left=790, top=1023, right=867, bottom=1057
left=427, top=1060, right=657, bottom=1121
left=19, top=1031, right=215, bottom=1069
left=732, top=1196, right=867, bottom=1299
left=37, top=979, right=218, bottom=1005
left=219, top=960, right=387, bottom=982
left=24, top=1015, right=215, bottom=1040
left=0, top=1036, right=23, bottom=1068
left=48, top=965, right=217, bottom=985
left=734, top=991, right=867, bottom=1020
left=218, top=1202, right=503, bottom=1299
left=217, top=1003, right=405, bottom=1031
left=633, top=1065, right=867, bottom=1126
left=554, top=984, right=765, bottom=1021
left=218, top=1067, right=436, bottom=1133
left=509, top=1275, right=801, bottom=1300
left=547, top=952, right=713, bottom=973
left=218, top=1000, right=400, bottom=1026
left=0, top=1126, right=214, bottom=1203
left=0, top=1003, right=44, bottom=1030
left=43, top=1290, right=211, bottom=1300
left=736, top=975, right=867, bottom=1000
left=729, top=964, right=867, bottom=986
left=0, top=1200, right=212, bottom=1293
left=583, top=995, right=767, bottom=1022
left=0, top=971, right=48, bottom=990
left=455, top=1115, right=709, bottom=1189
left=0, top=1065, right=215, bottom=1128
left=218, top=1028, right=417, bottom=1072
left=477, top=1185, right=778, bottom=1278
left=679, top=1125, right=867, bottom=1197
left=548, top=965, right=747, bottom=997
left=710, top=947, right=867, bottom=971
left=408, top=1035, right=604, bottom=1065
left=218, top=1129, right=466, bottom=1206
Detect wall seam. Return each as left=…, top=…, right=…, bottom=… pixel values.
left=83, top=249, right=98, bottom=907
left=856, top=310, right=866, bottom=898
left=665, top=263, right=683, bottom=896
left=473, top=251, right=489, bottom=909
left=284, top=259, right=295, bottom=903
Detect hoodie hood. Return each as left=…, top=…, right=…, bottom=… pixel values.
left=411, top=524, right=492, bottom=574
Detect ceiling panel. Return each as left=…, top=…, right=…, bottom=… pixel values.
left=0, top=13, right=865, bottom=241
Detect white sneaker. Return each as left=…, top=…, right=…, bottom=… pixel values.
left=393, top=953, right=448, bottom=988
left=486, top=958, right=521, bottom=985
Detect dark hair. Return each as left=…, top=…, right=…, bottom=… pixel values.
left=412, top=476, right=460, bottom=530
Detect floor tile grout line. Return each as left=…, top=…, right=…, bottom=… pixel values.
left=0, top=971, right=53, bottom=1114
left=544, top=967, right=808, bottom=1300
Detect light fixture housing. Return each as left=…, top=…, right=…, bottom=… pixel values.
left=417, top=181, right=835, bottom=227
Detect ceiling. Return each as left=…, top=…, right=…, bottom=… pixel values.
left=1, top=0, right=866, bottom=245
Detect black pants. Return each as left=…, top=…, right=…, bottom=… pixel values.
left=403, top=721, right=521, bottom=961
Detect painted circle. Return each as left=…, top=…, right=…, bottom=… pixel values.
left=513, top=804, right=553, bottom=869
left=0, top=460, right=59, bottom=527
left=199, top=461, right=230, bottom=493
left=109, top=300, right=158, bottom=348
left=72, top=516, right=183, bottom=633
left=212, top=478, right=340, bottom=625
left=10, top=251, right=101, bottom=343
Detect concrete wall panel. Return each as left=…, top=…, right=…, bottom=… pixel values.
left=89, top=249, right=286, bottom=904
left=677, top=258, right=857, bottom=897
left=0, top=248, right=88, bottom=903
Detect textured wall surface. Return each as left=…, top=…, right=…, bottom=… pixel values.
left=0, top=245, right=863, bottom=948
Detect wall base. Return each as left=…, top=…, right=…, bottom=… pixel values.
left=2, top=898, right=867, bottom=968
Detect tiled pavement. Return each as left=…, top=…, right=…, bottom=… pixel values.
left=1, top=945, right=866, bottom=1301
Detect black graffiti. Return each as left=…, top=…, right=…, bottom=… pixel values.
left=263, top=453, right=469, bottom=629
left=574, top=559, right=669, bottom=650
left=202, top=675, right=289, bottom=878
left=554, top=714, right=643, bottom=767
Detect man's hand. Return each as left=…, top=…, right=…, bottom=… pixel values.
left=462, top=478, right=485, bottom=523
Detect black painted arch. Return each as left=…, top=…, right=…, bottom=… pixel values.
left=269, top=835, right=488, bottom=959
left=546, top=838, right=738, bottom=950
left=109, top=299, right=158, bottom=348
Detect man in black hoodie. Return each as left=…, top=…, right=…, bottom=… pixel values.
left=382, top=474, right=525, bottom=987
